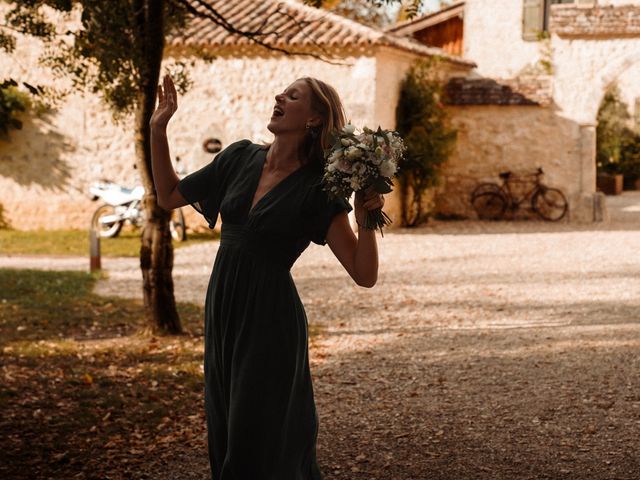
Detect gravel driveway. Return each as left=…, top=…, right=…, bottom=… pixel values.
left=2, top=212, right=640, bottom=479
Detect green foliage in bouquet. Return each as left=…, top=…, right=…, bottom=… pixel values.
left=395, top=58, right=457, bottom=227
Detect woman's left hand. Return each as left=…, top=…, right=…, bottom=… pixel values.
left=354, top=186, right=385, bottom=225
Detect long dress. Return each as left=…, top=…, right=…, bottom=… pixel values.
left=176, top=139, right=352, bottom=480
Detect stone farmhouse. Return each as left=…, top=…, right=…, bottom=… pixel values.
left=390, top=0, right=640, bottom=221
left=2, top=0, right=638, bottom=230
left=0, top=0, right=472, bottom=231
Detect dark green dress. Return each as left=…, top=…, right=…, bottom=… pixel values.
left=176, top=139, right=352, bottom=480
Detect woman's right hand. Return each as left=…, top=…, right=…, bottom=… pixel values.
left=150, top=74, right=178, bottom=131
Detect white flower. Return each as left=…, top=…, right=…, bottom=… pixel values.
left=341, top=138, right=351, bottom=147
left=345, top=146, right=360, bottom=160
left=380, top=160, right=396, bottom=177
left=343, top=124, right=356, bottom=134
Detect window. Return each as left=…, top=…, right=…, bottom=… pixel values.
left=522, top=0, right=546, bottom=41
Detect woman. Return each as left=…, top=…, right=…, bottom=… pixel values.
left=150, top=74, right=384, bottom=479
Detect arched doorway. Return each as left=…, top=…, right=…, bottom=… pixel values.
left=552, top=42, right=640, bottom=221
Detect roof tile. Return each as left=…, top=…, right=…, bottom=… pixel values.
left=169, top=0, right=475, bottom=66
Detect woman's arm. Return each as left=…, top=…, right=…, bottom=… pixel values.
left=325, top=189, right=383, bottom=288
left=150, top=74, right=188, bottom=210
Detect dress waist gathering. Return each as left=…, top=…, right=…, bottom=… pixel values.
left=220, top=222, right=301, bottom=271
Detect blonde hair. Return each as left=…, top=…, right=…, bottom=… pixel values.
left=299, top=77, right=346, bottom=167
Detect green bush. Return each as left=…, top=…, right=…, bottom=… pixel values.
left=596, top=85, right=631, bottom=173
left=618, top=131, right=640, bottom=179
left=0, top=80, right=31, bottom=137
left=395, top=58, right=457, bottom=226
left=0, top=203, right=9, bottom=229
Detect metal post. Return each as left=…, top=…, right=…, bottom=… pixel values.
left=89, top=226, right=101, bottom=272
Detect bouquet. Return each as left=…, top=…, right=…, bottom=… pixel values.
left=323, top=123, right=405, bottom=235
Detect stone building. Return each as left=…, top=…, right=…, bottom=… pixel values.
left=0, top=0, right=472, bottom=231
left=390, top=0, right=640, bottom=221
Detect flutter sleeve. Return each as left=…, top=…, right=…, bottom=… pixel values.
left=302, top=181, right=353, bottom=246
left=176, top=139, right=250, bottom=229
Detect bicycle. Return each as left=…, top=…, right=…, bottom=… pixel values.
left=470, top=167, right=569, bottom=221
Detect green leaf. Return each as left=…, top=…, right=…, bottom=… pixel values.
left=373, top=176, right=393, bottom=194
left=22, top=82, right=39, bottom=96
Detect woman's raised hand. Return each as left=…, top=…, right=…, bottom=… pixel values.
left=150, top=74, right=178, bottom=130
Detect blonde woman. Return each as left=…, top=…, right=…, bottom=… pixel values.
left=150, top=74, right=384, bottom=479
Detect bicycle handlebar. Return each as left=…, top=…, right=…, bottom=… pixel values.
left=500, top=167, right=544, bottom=181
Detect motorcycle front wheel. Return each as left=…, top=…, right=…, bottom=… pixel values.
left=170, top=208, right=187, bottom=242
left=91, top=204, right=123, bottom=238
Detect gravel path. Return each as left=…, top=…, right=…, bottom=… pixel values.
left=2, top=213, right=640, bottom=479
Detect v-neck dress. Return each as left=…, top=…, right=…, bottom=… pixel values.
left=176, top=139, right=352, bottom=480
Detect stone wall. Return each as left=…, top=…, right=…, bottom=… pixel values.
left=552, top=36, right=640, bottom=123
left=463, top=0, right=542, bottom=79
left=462, top=0, right=640, bottom=121
left=550, top=3, right=640, bottom=37
left=436, top=105, right=585, bottom=220
left=0, top=9, right=137, bottom=231
left=0, top=41, right=380, bottom=229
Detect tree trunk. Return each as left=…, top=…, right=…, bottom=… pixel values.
left=134, top=0, right=182, bottom=334
left=398, top=171, right=421, bottom=227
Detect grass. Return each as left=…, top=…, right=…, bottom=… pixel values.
left=0, top=226, right=218, bottom=257
left=0, top=267, right=323, bottom=479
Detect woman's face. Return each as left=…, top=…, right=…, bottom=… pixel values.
left=267, top=79, right=318, bottom=135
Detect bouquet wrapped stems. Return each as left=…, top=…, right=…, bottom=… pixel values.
left=363, top=207, right=392, bottom=235
left=355, top=176, right=395, bottom=236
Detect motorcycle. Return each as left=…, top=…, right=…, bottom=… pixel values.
left=89, top=163, right=187, bottom=242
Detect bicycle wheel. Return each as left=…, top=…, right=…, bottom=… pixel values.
left=532, top=187, right=568, bottom=221
left=91, top=204, right=123, bottom=238
left=470, top=182, right=503, bottom=202
left=472, top=192, right=507, bottom=220
left=170, top=208, right=187, bottom=242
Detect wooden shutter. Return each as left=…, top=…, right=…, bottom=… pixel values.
left=523, top=0, right=545, bottom=40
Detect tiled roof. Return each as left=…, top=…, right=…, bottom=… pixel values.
left=169, top=0, right=475, bottom=67
left=444, top=77, right=553, bottom=106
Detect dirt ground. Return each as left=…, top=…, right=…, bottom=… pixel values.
left=3, top=212, right=640, bottom=479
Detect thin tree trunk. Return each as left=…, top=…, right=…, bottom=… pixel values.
left=399, top=174, right=410, bottom=227
left=134, top=0, right=182, bottom=334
